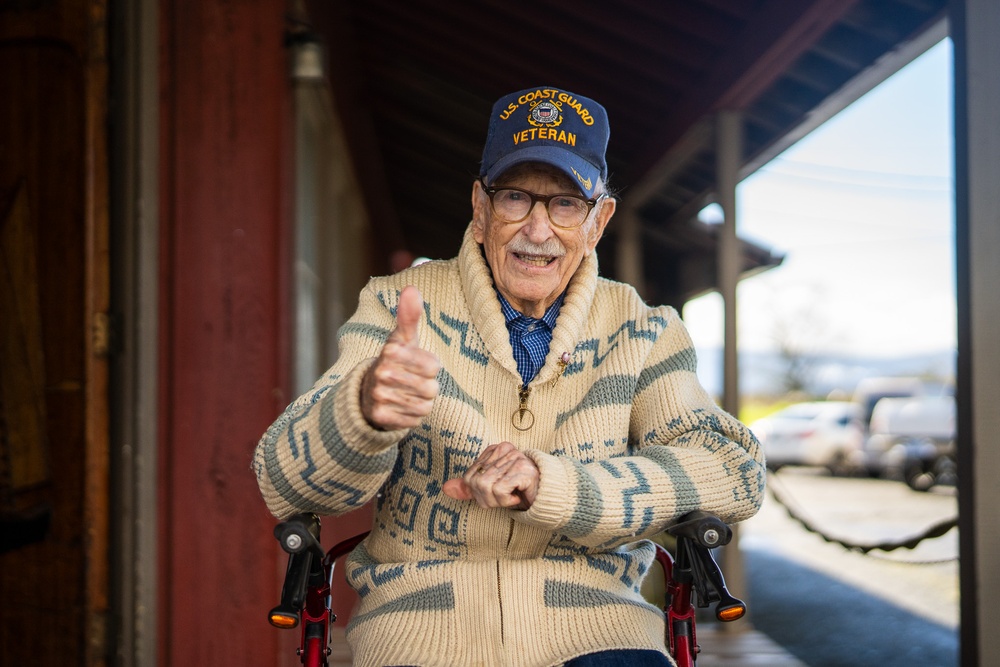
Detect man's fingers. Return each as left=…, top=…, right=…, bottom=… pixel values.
left=472, top=442, right=514, bottom=468
left=369, top=357, right=440, bottom=396
left=444, top=445, right=539, bottom=509
left=375, top=347, right=441, bottom=383
left=442, top=478, right=473, bottom=501
left=393, top=286, right=424, bottom=346
left=365, top=392, right=436, bottom=428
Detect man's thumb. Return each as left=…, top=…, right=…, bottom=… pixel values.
left=442, top=478, right=473, bottom=501
left=394, top=286, right=424, bottom=345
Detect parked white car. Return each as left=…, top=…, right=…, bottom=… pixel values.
left=749, top=401, right=864, bottom=475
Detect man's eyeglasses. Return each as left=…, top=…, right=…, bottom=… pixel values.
left=479, top=178, right=607, bottom=229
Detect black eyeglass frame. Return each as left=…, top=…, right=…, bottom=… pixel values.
left=478, top=178, right=608, bottom=229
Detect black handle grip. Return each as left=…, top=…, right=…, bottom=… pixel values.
left=669, top=511, right=747, bottom=622
left=667, top=510, right=732, bottom=548
left=274, top=512, right=322, bottom=555
left=269, top=513, right=325, bottom=628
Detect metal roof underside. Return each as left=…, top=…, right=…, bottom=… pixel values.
left=302, top=0, right=948, bottom=308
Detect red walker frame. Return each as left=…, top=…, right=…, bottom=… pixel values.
left=269, top=511, right=745, bottom=666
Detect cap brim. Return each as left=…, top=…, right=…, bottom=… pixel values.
left=485, top=145, right=602, bottom=198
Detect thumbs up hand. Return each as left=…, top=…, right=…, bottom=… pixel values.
left=361, top=286, right=441, bottom=431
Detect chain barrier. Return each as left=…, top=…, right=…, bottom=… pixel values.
left=765, top=470, right=959, bottom=564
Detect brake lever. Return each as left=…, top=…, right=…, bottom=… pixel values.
left=668, top=511, right=746, bottom=622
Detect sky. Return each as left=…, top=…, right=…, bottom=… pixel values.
left=682, top=38, right=955, bottom=362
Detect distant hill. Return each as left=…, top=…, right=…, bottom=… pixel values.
left=694, top=348, right=956, bottom=399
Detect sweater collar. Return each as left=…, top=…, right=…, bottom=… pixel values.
left=497, top=289, right=564, bottom=331
left=458, top=222, right=598, bottom=383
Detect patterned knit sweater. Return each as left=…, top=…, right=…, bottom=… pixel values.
left=254, top=223, right=766, bottom=667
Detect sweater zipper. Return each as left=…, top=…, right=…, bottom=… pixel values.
left=511, top=352, right=570, bottom=431
left=499, top=359, right=572, bottom=643
left=497, top=516, right=515, bottom=646
left=511, top=383, right=533, bottom=431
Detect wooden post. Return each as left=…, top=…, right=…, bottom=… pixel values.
left=111, top=0, right=161, bottom=663
left=615, top=208, right=644, bottom=297
left=716, top=110, right=741, bottom=421
left=158, top=1, right=292, bottom=664
left=952, top=0, right=1000, bottom=663
left=716, top=109, right=748, bottom=620
left=84, top=1, right=112, bottom=662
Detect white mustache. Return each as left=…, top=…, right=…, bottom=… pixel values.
left=507, top=237, right=565, bottom=257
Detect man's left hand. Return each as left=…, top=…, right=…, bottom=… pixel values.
left=442, top=442, right=540, bottom=510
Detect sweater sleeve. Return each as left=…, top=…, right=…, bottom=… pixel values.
left=513, top=308, right=766, bottom=548
left=252, top=282, right=410, bottom=519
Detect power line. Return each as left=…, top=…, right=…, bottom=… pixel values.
left=755, top=157, right=953, bottom=194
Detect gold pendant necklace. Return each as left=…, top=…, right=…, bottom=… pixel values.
left=511, top=385, right=534, bottom=431
left=510, top=352, right=571, bottom=431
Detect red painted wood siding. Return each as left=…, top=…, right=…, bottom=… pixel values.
left=158, top=1, right=293, bottom=664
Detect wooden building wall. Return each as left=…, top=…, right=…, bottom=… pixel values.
left=0, top=0, right=111, bottom=663
left=157, top=0, right=295, bottom=664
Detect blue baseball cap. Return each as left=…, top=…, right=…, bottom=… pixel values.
left=479, top=86, right=610, bottom=198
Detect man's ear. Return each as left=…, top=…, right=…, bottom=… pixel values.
left=471, top=180, right=487, bottom=243
left=586, top=195, right=616, bottom=252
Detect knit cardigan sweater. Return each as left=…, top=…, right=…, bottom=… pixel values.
left=254, top=223, right=766, bottom=667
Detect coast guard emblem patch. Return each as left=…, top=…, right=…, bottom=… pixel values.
left=529, top=100, right=563, bottom=127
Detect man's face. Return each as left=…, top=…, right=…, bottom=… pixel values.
left=471, top=164, right=615, bottom=318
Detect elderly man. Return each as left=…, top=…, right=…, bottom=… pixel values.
left=254, top=86, right=765, bottom=667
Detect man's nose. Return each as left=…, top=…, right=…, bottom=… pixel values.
left=523, top=200, right=554, bottom=239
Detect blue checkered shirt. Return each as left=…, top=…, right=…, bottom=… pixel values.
left=497, top=291, right=564, bottom=386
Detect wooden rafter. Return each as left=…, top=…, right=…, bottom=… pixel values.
left=628, top=0, right=863, bottom=210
